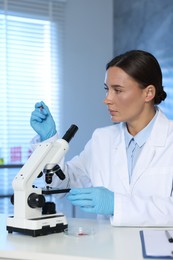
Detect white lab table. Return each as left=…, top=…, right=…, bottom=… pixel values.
left=0, top=214, right=163, bottom=260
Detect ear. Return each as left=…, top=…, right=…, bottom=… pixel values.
left=144, top=85, right=156, bottom=102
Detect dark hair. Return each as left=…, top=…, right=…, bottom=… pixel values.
left=106, top=50, right=167, bottom=105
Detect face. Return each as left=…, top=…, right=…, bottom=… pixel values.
left=104, top=66, right=148, bottom=124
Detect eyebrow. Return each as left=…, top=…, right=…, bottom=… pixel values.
left=104, top=83, right=125, bottom=89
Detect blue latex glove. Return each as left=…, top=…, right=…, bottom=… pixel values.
left=30, top=101, right=57, bottom=141
left=67, top=187, right=114, bottom=215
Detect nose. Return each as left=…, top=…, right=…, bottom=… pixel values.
left=104, top=96, right=108, bottom=105
left=104, top=93, right=112, bottom=105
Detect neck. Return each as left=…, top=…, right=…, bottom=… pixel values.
left=127, top=107, right=156, bottom=136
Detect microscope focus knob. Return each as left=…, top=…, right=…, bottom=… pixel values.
left=27, top=193, right=45, bottom=208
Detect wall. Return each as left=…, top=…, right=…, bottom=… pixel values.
left=57, top=0, right=113, bottom=218
left=113, top=0, right=173, bottom=118
left=63, top=0, right=113, bottom=159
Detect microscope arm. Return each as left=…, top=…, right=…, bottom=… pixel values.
left=12, top=125, right=78, bottom=219
left=12, top=139, right=69, bottom=192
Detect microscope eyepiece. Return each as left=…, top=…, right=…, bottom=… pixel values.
left=62, top=124, right=78, bottom=143
left=43, top=125, right=78, bottom=184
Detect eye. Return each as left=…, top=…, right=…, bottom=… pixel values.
left=114, top=89, right=122, bottom=94
left=104, top=86, right=108, bottom=92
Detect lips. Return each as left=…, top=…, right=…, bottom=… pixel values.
left=109, top=109, right=118, bottom=115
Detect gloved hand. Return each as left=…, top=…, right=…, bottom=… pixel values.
left=30, top=101, right=57, bottom=141
left=67, top=187, right=114, bottom=215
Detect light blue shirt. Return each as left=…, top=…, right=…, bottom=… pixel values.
left=124, top=109, right=158, bottom=182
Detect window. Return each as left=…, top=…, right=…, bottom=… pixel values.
left=0, top=0, right=66, bottom=214
left=0, top=0, right=65, bottom=165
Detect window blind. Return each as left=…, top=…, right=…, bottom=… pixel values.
left=0, top=0, right=66, bottom=164
left=0, top=0, right=66, bottom=214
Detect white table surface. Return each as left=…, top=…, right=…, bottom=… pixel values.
left=0, top=214, right=165, bottom=260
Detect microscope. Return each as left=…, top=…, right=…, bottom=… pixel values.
left=6, top=125, right=78, bottom=237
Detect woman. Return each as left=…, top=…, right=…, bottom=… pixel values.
left=30, top=50, right=173, bottom=226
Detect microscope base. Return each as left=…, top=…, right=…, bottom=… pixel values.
left=6, top=214, right=67, bottom=237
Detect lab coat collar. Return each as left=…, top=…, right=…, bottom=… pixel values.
left=124, top=108, right=158, bottom=149
left=121, top=107, right=167, bottom=148
left=148, top=107, right=169, bottom=147
left=112, top=123, right=130, bottom=192
left=111, top=108, right=169, bottom=191
left=130, top=108, right=169, bottom=187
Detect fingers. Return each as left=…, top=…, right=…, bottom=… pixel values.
left=31, top=110, right=47, bottom=122
left=67, top=188, right=94, bottom=207
left=69, top=188, right=93, bottom=195
left=35, top=101, right=43, bottom=108
left=68, top=192, right=92, bottom=201
left=35, top=101, right=50, bottom=115
left=81, top=206, right=96, bottom=213
left=69, top=199, right=94, bottom=207
left=31, top=101, right=49, bottom=123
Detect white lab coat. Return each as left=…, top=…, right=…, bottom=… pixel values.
left=35, top=108, right=173, bottom=226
